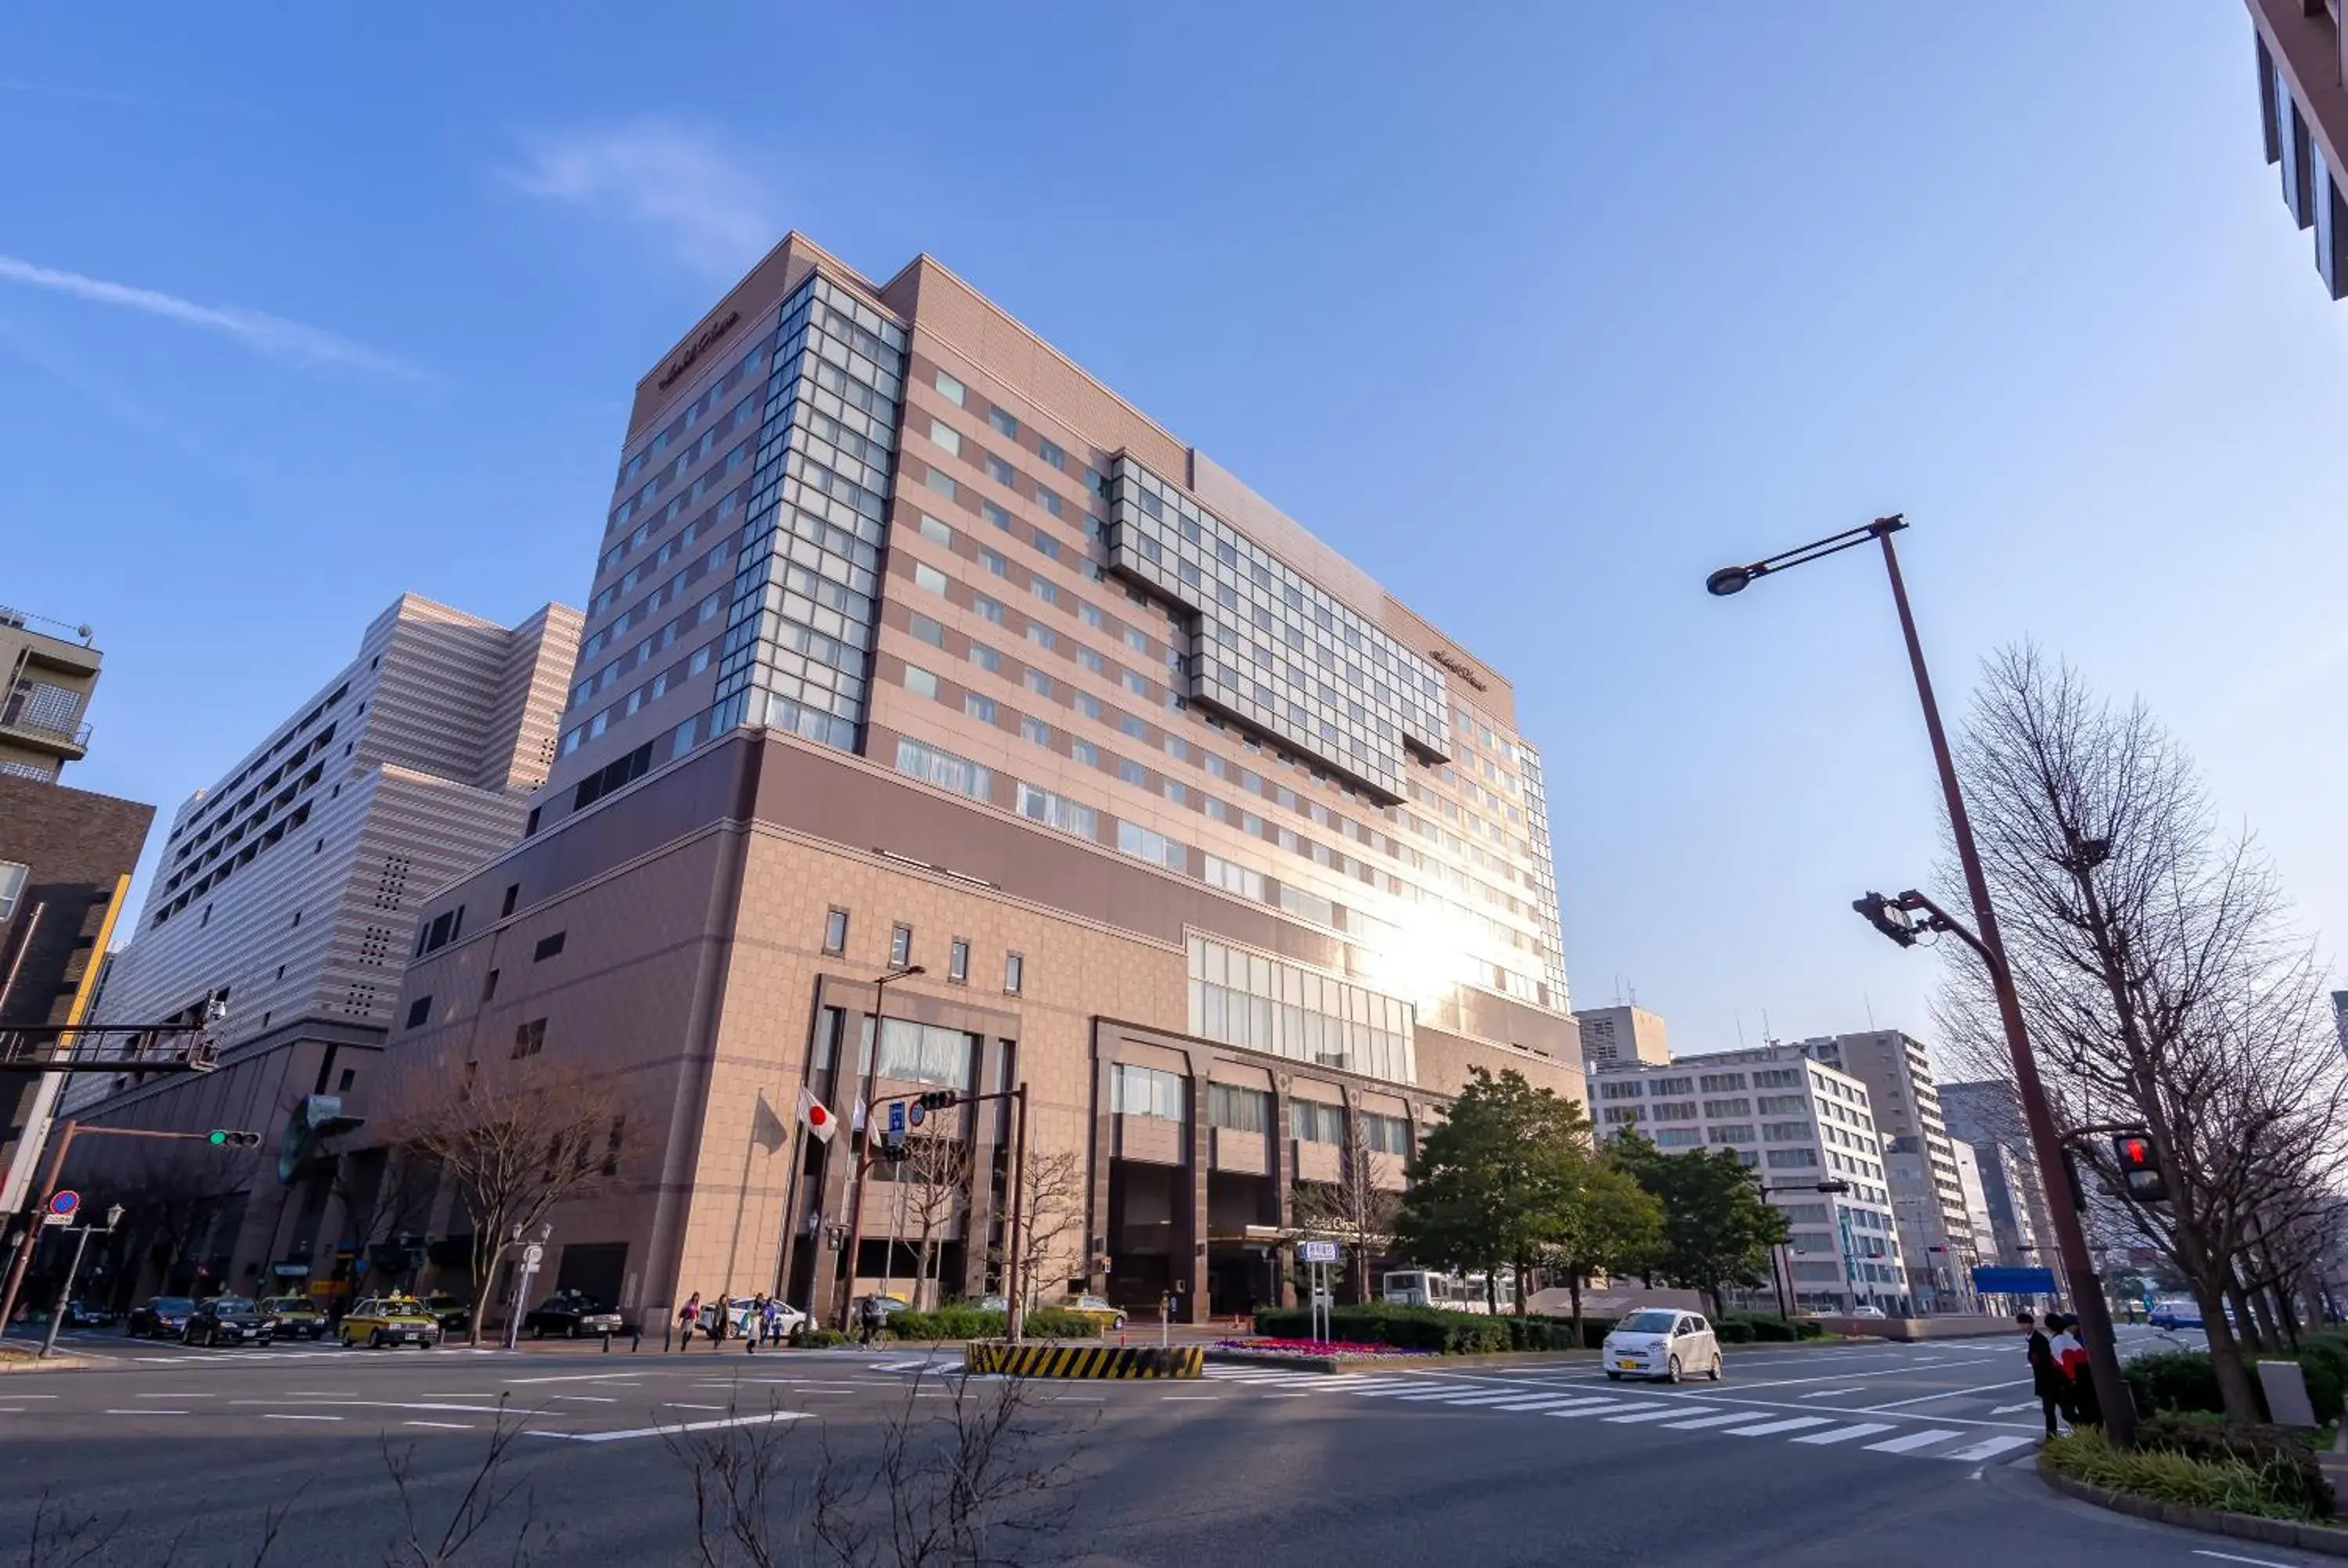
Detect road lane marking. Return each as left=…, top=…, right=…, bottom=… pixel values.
left=1940, top=1434, right=2036, bottom=1462
left=1160, top=1395, right=1218, bottom=1401
left=1540, top=1401, right=1642, bottom=1419
left=227, top=1400, right=536, bottom=1415
left=1990, top=1401, right=2041, bottom=1415
left=1798, top=1388, right=1866, bottom=1399
left=1264, top=1393, right=1313, bottom=1400
left=502, top=1372, right=644, bottom=1385
left=2191, top=1552, right=2297, bottom=1567
left=550, top=1394, right=620, bottom=1403
left=105, top=1408, right=189, bottom=1415
left=286, top=1390, right=358, bottom=1397
left=1660, top=1411, right=1770, bottom=1430
left=403, top=1421, right=473, bottom=1430
left=1791, top=1423, right=1896, bottom=1446
left=1723, top=1416, right=1833, bottom=1437
left=1423, top=1392, right=1551, bottom=1406
left=1603, top=1405, right=1716, bottom=1424
left=529, top=1411, right=811, bottom=1444
left=262, top=1414, right=343, bottom=1422
left=1486, top=1397, right=1610, bottom=1412
left=1860, top=1379, right=2029, bottom=1412
left=666, top=1403, right=729, bottom=1411
left=1863, top=1427, right=1964, bottom=1454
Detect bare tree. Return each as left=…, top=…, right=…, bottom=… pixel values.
left=1288, top=1115, right=1398, bottom=1306
left=990, top=1150, right=1084, bottom=1311
left=892, top=1118, right=972, bottom=1310
left=1934, top=644, right=2348, bottom=1423
left=384, top=1059, right=634, bottom=1345
left=328, top=1145, right=441, bottom=1294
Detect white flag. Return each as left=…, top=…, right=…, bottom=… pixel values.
left=798, top=1085, right=837, bottom=1145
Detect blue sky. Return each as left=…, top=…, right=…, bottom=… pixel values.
left=6, top=4, right=2346, bottom=1063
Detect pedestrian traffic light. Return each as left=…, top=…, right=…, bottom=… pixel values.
left=2111, top=1131, right=2169, bottom=1203
left=207, top=1129, right=262, bottom=1148
left=1852, top=891, right=1920, bottom=948
left=916, top=1091, right=957, bottom=1111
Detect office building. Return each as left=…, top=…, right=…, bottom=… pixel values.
left=341, top=232, right=1583, bottom=1325
left=57, top=595, right=578, bottom=1293
left=2249, top=3, right=2348, bottom=298
left=1593, top=1043, right=1907, bottom=1314
left=1577, top=1004, right=1669, bottom=1072
left=0, top=606, right=153, bottom=1221
left=1941, top=1080, right=2058, bottom=1276
left=1793, top=1031, right=1978, bottom=1312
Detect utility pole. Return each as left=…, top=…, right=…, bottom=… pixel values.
left=39, top=1203, right=122, bottom=1358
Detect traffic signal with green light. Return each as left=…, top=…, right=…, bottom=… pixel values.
left=207, top=1129, right=263, bottom=1149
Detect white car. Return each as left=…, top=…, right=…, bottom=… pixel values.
left=1848, top=1304, right=1888, bottom=1320
left=1602, top=1308, right=1723, bottom=1383
left=704, top=1296, right=809, bottom=1339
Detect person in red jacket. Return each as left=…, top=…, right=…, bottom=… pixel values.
left=2048, top=1313, right=2101, bottom=1428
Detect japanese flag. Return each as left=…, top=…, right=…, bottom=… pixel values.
left=798, top=1086, right=837, bottom=1144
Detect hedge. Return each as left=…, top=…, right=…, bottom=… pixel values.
left=1252, top=1304, right=1615, bottom=1352
left=2123, top=1346, right=2346, bottom=1426
left=884, top=1306, right=1103, bottom=1342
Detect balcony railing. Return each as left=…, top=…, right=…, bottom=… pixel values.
left=0, top=709, right=92, bottom=750
left=0, top=606, right=94, bottom=645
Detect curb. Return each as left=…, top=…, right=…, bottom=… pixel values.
left=2039, top=1465, right=2348, bottom=1556
left=0, top=1351, right=89, bottom=1374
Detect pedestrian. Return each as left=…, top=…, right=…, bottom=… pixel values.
left=761, top=1296, right=783, bottom=1350
left=858, top=1293, right=883, bottom=1347
left=678, top=1293, right=700, bottom=1351
left=747, top=1293, right=765, bottom=1354
left=2019, top=1309, right=2063, bottom=1439
left=2050, top=1313, right=2101, bottom=1428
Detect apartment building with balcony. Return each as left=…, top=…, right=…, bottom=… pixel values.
left=1592, top=1042, right=1908, bottom=1314
left=0, top=606, right=101, bottom=782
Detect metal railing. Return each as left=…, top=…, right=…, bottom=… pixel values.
left=0, top=606, right=95, bottom=645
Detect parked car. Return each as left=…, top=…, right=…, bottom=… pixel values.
left=2149, top=1297, right=2204, bottom=1330
left=338, top=1296, right=443, bottom=1349
left=63, top=1300, right=116, bottom=1329
left=184, top=1297, right=274, bottom=1347
left=124, top=1296, right=196, bottom=1339
left=258, top=1295, right=327, bottom=1340
left=1062, top=1294, right=1128, bottom=1330
left=420, top=1293, right=472, bottom=1332
left=708, top=1296, right=809, bottom=1339
left=1847, top=1304, right=1889, bottom=1321
left=1602, top=1308, right=1723, bottom=1383
left=524, top=1290, right=625, bottom=1339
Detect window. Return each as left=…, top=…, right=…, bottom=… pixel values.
left=481, top=969, right=499, bottom=1002
left=1038, top=437, right=1066, bottom=471
left=1207, top=1082, right=1269, bottom=1133
left=1763, top=1122, right=1811, bottom=1143
left=949, top=938, right=970, bottom=984
left=1753, top=1068, right=1804, bottom=1089
left=533, top=931, right=567, bottom=962
left=924, top=469, right=957, bottom=502
left=894, top=737, right=992, bottom=800
left=0, top=861, right=25, bottom=920
left=889, top=924, right=913, bottom=968
left=823, top=908, right=849, bottom=955
left=1707, top=1124, right=1756, bottom=1145
left=1111, top=1063, right=1184, bottom=1120
left=872, top=1016, right=976, bottom=1089
left=1070, top=739, right=1099, bottom=767
left=987, top=455, right=1015, bottom=487
left=927, top=419, right=961, bottom=457
left=1362, top=1111, right=1413, bottom=1154
left=918, top=514, right=953, bottom=545
left=1700, top=1098, right=1751, bottom=1119
left=1118, top=758, right=1148, bottom=786
left=1766, top=1147, right=1820, bottom=1170
left=984, top=501, right=1012, bottom=531
left=1116, top=819, right=1185, bottom=871
left=915, top=563, right=949, bottom=596
left=972, top=595, right=1003, bottom=624
left=989, top=406, right=1018, bottom=439
left=500, top=883, right=519, bottom=918
left=404, top=996, right=432, bottom=1030
left=511, top=1018, right=547, bottom=1059
left=1653, top=1076, right=1694, bottom=1095
left=963, top=693, right=998, bottom=724
left=1697, top=1073, right=1748, bottom=1093
left=909, top=613, right=945, bottom=647
left=1599, top=1080, right=1645, bottom=1101
left=1288, top=1099, right=1342, bottom=1143
left=905, top=665, right=940, bottom=699
left=980, top=547, right=1007, bottom=577
left=1650, top=1101, right=1698, bottom=1121
left=1020, top=716, right=1052, bottom=747
left=935, top=369, right=966, bottom=405
left=1016, top=782, right=1097, bottom=837
left=1003, top=951, right=1024, bottom=994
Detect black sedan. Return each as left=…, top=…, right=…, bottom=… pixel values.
left=124, top=1296, right=196, bottom=1339
left=524, top=1290, right=625, bottom=1339
left=183, top=1296, right=274, bottom=1347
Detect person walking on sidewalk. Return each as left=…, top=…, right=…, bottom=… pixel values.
left=2020, top=1310, right=2064, bottom=1438
left=678, top=1293, right=702, bottom=1350
left=2049, top=1313, right=2100, bottom=1428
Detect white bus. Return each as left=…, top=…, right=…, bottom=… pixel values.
left=1381, top=1269, right=1511, bottom=1313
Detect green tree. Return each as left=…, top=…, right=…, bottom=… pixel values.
left=1393, top=1068, right=1589, bottom=1315
left=1613, top=1134, right=1788, bottom=1319
left=1543, top=1156, right=1665, bottom=1349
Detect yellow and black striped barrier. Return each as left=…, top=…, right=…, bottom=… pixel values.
left=963, top=1342, right=1204, bottom=1379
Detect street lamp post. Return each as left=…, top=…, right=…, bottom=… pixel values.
left=833, top=964, right=924, bottom=1330
left=1709, top=515, right=2136, bottom=1445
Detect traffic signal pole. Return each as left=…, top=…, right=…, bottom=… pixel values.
left=0, top=1120, right=261, bottom=1336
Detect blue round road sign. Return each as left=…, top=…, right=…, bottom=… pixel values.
left=908, top=1102, right=926, bottom=1127
left=48, top=1190, right=80, bottom=1217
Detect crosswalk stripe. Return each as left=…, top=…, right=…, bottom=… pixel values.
left=1541, top=1401, right=1641, bottom=1419
left=1603, top=1404, right=1715, bottom=1424
left=1790, top=1422, right=1896, bottom=1446
left=1660, top=1411, right=1769, bottom=1430
left=1864, top=1427, right=1964, bottom=1454
left=1424, top=1392, right=1547, bottom=1406
left=1940, top=1434, right=2038, bottom=1463
left=1723, top=1416, right=1834, bottom=1437
left=1355, top=1386, right=1478, bottom=1399
left=1485, top=1396, right=1608, bottom=1412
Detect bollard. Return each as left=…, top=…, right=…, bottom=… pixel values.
left=1118, top=1329, right=1128, bottom=1347
left=601, top=1330, right=611, bottom=1354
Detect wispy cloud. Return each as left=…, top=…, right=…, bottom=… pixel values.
left=0, top=254, right=423, bottom=380
left=506, top=121, right=779, bottom=279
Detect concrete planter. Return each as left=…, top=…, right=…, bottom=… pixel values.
left=2039, top=1464, right=2348, bottom=1556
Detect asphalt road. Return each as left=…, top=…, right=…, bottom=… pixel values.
left=0, top=1322, right=2293, bottom=1567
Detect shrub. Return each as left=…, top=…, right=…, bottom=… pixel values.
left=792, top=1326, right=850, bottom=1348
left=2123, top=1346, right=2345, bottom=1426
left=1022, top=1308, right=1104, bottom=1340
left=1254, top=1304, right=1521, bottom=1354
left=884, top=1305, right=1103, bottom=1341
left=2045, top=1423, right=2328, bottom=1522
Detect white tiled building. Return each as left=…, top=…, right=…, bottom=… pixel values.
left=1593, top=1042, right=1910, bottom=1315
left=67, top=595, right=580, bottom=1120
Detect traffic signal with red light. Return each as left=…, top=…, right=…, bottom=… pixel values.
left=2111, top=1131, right=2169, bottom=1203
